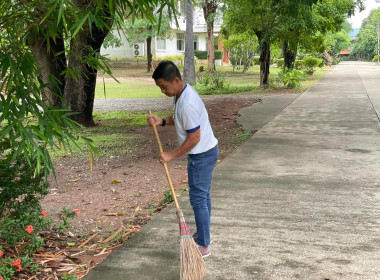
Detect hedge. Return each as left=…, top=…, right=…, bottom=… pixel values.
left=195, top=50, right=223, bottom=60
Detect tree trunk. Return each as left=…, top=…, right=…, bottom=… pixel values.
left=27, top=34, right=66, bottom=108
left=283, top=41, right=297, bottom=70
left=64, top=21, right=109, bottom=126
left=206, top=23, right=215, bottom=72
left=147, top=35, right=153, bottom=72
left=256, top=31, right=270, bottom=87
left=203, top=0, right=217, bottom=73
left=183, top=0, right=196, bottom=85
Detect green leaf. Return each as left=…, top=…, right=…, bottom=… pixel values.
left=72, top=12, right=90, bottom=37
left=40, top=1, right=59, bottom=24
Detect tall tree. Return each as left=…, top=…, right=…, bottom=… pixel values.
left=325, top=29, right=351, bottom=56
left=223, top=0, right=282, bottom=86
left=223, top=32, right=258, bottom=72
left=352, top=9, right=380, bottom=60
left=280, top=0, right=364, bottom=69
left=8, top=0, right=176, bottom=126
left=183, top=0, right=196, bottom=84
left=199, top=0, right=219, bottom=72
left=223, top=0, right=361, bottom=85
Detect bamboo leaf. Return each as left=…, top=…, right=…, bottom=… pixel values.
left=72, top=12, right=90, bottom=37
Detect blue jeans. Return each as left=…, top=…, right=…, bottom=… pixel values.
left=187, top=146, right=219, bottom=247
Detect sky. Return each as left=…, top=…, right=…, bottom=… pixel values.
left=347, top=0, right=380, bottom=28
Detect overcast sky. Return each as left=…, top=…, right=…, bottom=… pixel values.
left=347, top=0, right=380, bottom=28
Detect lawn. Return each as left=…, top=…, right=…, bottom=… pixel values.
left=95, top=65, right=329, bottom=99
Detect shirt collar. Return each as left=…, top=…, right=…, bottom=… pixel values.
left=175, top=84, right=187, bottom=104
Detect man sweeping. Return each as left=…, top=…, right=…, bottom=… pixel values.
left=147, top=60, right=218, bottom=258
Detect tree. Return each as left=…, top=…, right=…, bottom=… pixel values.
left=352, top=9, right=380, bottom=60
left=5, top=0, right=176, bottom=126
left=183, top=0, right=196, bottom=84
left=278, top=0, right=359, bottom=70
left=325, top=29, right=351, bottom=56
left=223, top=0, right=362, bottom=86
left=223, top=0, right=285, bottom=86
left=223, top=33, right=258, bottom=72
left=199, top=0, right=220, bottom=72
left=118, top=14, right=172, bottom=72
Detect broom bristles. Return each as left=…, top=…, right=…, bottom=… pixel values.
left=177, top=211, right=206, bottom=280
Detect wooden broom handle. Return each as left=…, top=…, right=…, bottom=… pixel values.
left=148, top=111, right=181, bottom=211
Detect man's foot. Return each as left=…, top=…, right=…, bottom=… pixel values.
left=197, top=244, right=211, bottom=258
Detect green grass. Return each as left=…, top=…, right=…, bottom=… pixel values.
left=95, top=64, right=328, bottom=99
left=51, top=111, right=172, bottom=159
left=95, top=80, right=163, bottom=99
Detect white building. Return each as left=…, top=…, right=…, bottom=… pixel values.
left=100, top=1, right=222, bottom=60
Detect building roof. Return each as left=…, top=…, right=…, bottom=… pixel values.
left=340, top=50, right=351, bottom=55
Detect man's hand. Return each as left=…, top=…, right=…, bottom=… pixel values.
left=147, top=114, right=162, bottom=127
left=160, top=152, right=175, bottom=164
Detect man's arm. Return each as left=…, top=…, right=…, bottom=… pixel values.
left=160, top=128, right=200, bottom=163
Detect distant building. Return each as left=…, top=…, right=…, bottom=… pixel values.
left=339, top=31, right=358, bottom=58
left=100, top=2, right=227, bottom=64
left=339, top=49, right=351, bottom=57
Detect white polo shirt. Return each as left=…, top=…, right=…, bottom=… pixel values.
left=174, top=84, right=218, bottom=154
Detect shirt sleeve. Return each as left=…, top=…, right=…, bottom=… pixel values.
left=181, top=103, right=201, bottom=133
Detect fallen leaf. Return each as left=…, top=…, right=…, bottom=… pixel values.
left=135, top=206, right=142, bottom=212
left=68, top=179, right=79, bottom=182
left=133, top=192, right=142, bottom=197
left=182, top=179, right=188, bottom=183
left=111, top=180, right=122, bottom=184
left=217, top=160, right=221, bottom=163
left=67, top=242, right=76, bottom=246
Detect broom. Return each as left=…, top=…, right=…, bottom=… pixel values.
left=148, top=111, right=206, bottom=280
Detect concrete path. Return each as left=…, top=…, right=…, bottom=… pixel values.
left=84, top=62, right=380, bottom=280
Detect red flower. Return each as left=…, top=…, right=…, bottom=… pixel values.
left=0, top=250, right=3, bottom=258
left=72, top=209, right=80, bottom=215
left=41, top=210, right=47, bottom=218
left=60, top=212, right=65, bottom=216
left=0, top=275, right=3, bottom=280
left=11, top=258, right=22, bottom=271
left=25, top=225, right=34, bottom=234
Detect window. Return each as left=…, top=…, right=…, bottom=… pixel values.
left=177, top=33, right=185, bottom=51
left=156, top=37, right=166, bottom=50
left=194, top=35, right=199, bottom=50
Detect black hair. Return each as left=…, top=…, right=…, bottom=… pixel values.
left=152, top=60, right=182, bottom=81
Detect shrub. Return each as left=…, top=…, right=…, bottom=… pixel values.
left=302, top=56, right=322, bottom=75
left=274, top=58, right=284, bottom=68
left=0, top=152, right=53, bottom=279
left=253, top=57, right=260, bottom=65
left=196, top=71, right=228, bottom=91
left=194, top=50, right=223, bottom=60
left=0, top=154, right=52, bottom=249
left=372, top=55, right=379, bottom=62
left=294, top=60, right=303, bottom=69
left=134, top=56, right=147, bottom=62
left=278, top=69, right=305, bottom=88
